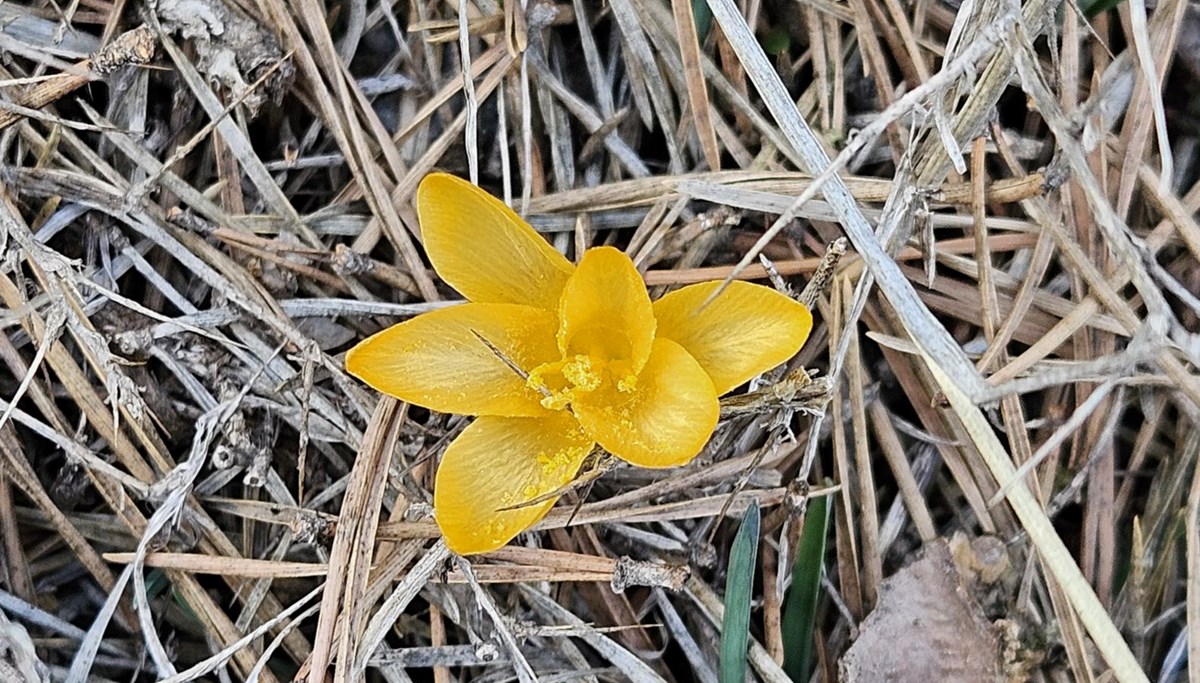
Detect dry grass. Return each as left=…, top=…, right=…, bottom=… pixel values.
left=0, top=0, right=1198, bottom=681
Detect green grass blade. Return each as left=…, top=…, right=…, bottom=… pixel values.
left=692, top=0, right=713, bottom=41
left=720, top=499, right=761, bottom=683
left=1078, top=0, right=1123, bottom=17
left=781, top=492, right=831, bottom=681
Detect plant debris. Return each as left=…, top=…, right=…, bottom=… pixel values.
left=0, top=0, right=1196, bottom=681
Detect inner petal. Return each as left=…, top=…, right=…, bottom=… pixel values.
left=572, top=338, right=719, bottom=468
left=556, top=247, right=656, bottom=376
left=564, top=324, right=633, bottom=361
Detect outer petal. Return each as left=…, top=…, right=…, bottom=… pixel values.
left=346, top=303, right=558, bottom=416
left=418, top=173, right=574, bottom=310
left=557, top=246, right=655, bottom=373
left=653, top=281, right=812, bottom=395
left=434, top=414, right=594, bottom=554
left=573, top=338, right=719, bottom=468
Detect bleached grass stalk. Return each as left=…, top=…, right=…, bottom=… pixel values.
left=989, top=378, right=1118, bottom=506
left=926, top=356, right=1147, bottom=683
left=1004, top=23, right=1200, bottom=390
left=67, top=362, right=278, bottom=682
left=522, top=586, right=668, bottom=681
left=704, top=0, right=1017, bottom=403
left=157, top=588, right=322, bottom=683
left=1127, top=0, right=1173, bottom=194
left=357, top=541, right=451, bottom=673
left=459, top=558, right=537, bottom=683
left=458, top=0, right=479, bottom=185
left=1185, top=436, right=1200, bottom=682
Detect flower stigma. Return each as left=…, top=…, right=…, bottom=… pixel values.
left=527, top=328, right=640, bottom=410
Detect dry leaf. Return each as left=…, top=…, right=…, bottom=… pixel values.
left=840, top=541, right=1002, bottom=683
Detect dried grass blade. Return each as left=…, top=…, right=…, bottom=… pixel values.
left=522, top=586, right=668, bottom=682
left=703, top=0, right=999, bottom=401
left=609, top=0, right=684, bottom=172
left=153, top=30, right=308, bottom=237
left=923, top=353, right=1148, bottom=683
left=308, top=399, right=405, bottom=683
left=671, top=0, right=721, bottom=170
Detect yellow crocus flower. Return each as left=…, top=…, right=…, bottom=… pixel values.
left=346, top=173, right=813, bottom=554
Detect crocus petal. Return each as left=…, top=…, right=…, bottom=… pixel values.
left=653, top=281, right=813, bottom=395
left=417, top=173, right=575, bottom=310
left=573, top=338, right=719, bottom=468
left=434, top=413, right=594, bottom=554
left=346, top=303, right=559, bottom=417
left=557, top=246, right=656, bottom=375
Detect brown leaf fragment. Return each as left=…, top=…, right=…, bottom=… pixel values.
left=840, top=541, right=1003, bottom=683
left=154, top=0, right=294, bottom=115
left=90, top=25, right=157, bottom=75
left=0, top=25, right=157, bottom=134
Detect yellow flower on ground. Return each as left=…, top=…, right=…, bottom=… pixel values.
left=346, top=173, right=814, bottom=554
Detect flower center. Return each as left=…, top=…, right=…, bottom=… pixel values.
left=528, top=328, right=639, bottom=411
